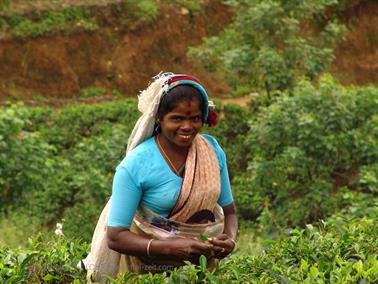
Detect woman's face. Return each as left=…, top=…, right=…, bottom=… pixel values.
left=159, top=99, right=203, bottom=149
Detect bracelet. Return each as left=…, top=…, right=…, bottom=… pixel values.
left=230, top=238, right=237, bottom=251
left=146, top=239, right=154, bottom=257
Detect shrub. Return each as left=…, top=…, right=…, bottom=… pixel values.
left=234, top=76, right=378, bottom=229
left=0, top=104, right=56, bottom=211
left=118, top=0, right=159, bottom=24
left=9, top=7, right=98, bottom=38
left=0, top=100, right=139, bottom=240
left=1, top=216, right=376, bottom=283
left=0, top=233, right=88, bottom=283
left=216, top=216, right=378, bottom=283
left=108, top=216, right=378, bottom=283
left=189, top=0, right=346, bottom=95
left=204, top=103, right=253, bottom=178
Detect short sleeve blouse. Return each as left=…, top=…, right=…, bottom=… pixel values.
left=108, top=134, right=233, bottom=228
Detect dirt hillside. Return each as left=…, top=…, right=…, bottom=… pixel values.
left=0, top=0, right=376, bottom=102
left=0, top=0, right=232, bottom=100
left=331, top=0, right=378, bottom=85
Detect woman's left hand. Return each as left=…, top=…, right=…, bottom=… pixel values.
left=209, top=234, right=236, bottom=259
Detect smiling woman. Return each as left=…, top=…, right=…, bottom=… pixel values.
left=83, top=73, right=238, bottom=281
left=155, top=85, right=204, bottom=174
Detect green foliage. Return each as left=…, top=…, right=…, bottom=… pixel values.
left=79, top=86, right=107, bottom=98
left=129, top=0, right=158, bottom=23
left=25, top=99, right=137, bottom=150
left=0, top=0, right=206, bottom=38
left=189, top=0, right=346, bottom=94
left=6, top=7, right=98, bottom=38
left=234, top=75, right=378, bottom=229
left=205, top=103, right=253, bottom=178
left=1, top=77, right=377, bottom=282
left=0, top=234, right=88, bottom=283
left=0, top=103, right=56, bottom=211
left=216, top=216, right=378, bottom=283
left=0, top=0, right=10, bottom=12
left=119, top=0, right=159, bottom=24
left=105, top=218, right=378, bottom=283
left=0, top=100, right=138, bottom=240
left=3, top=216, right=374, bottom=283
left=359, top=164, right=378, bottom=193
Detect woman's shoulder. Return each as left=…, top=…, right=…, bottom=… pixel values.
left=201, top=134, right=222, bottom=150
left=118, top=137, right=157, bottom=169
left=201, top=134, right=226, bottom=166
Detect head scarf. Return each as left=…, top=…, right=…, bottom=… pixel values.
left=126, top=72, right=214, bottom=153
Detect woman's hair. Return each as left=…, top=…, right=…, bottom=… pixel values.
left=156, top=85, right=204, bottom=120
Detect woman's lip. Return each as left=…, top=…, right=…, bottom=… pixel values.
left=178, top=134, right=192, bottom=139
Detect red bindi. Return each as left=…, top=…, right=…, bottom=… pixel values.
left=185, top=101, right=193, bottom=115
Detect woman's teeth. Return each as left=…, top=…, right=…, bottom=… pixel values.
left=179, top=135, right=191, bottom=139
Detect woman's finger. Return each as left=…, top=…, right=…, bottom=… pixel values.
left=210, top=234, right=228, bottom=241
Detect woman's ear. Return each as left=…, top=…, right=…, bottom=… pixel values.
left=154, top=121, right=161, bottom=134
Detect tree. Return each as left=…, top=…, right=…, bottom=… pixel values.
left=189, top=0, right=346, bottom=96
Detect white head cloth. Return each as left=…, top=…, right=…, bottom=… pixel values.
left=126, top=73, right=170, bottom=154
left=80, top=74, right=171, bottom=281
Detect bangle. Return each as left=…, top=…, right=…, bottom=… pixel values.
left=147, top=239, right=154, bottom=257
left=230, top=238, right=237, bottom=251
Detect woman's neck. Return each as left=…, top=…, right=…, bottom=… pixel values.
left=157, top=134, right=189, bottom=157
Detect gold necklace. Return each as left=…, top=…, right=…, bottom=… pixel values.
left=156, top=135, right=179, bottom=175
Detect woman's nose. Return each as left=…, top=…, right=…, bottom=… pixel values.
left=180, top=120, right=192, bottom=131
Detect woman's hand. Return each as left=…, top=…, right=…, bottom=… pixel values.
left=166, top=237, right=214, bottom=262
left=209, top=234, right=236, bottom=259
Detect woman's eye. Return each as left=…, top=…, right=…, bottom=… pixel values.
left=192, top=116, right=201, bottom=122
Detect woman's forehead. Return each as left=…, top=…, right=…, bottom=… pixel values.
left=169, top=100, right=202, bottom=114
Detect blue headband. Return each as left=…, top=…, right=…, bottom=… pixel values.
left=161, top=74, right=210, bottom=121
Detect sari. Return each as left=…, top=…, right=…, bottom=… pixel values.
left=120, top=134, right=224, bottom=274
left=84, top=135, right=224, bottom=281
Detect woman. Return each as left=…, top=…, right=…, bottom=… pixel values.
left=84, top=73, right=237, bottom=279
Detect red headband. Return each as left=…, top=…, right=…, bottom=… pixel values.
left=165, top=75, right=201, bottom=85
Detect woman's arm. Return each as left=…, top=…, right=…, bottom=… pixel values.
left=209, top=202, right=238, bottom=258
left=223, top=202, right=238, bottom=241
left=107, top=227, right=214, bottom=260
left=107, top=227, right=155, bottom=256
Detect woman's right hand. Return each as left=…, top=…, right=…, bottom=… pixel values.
left=166, top=237, right=213, bottom=261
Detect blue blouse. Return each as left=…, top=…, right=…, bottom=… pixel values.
left=108, top=134, right=233, bottom=228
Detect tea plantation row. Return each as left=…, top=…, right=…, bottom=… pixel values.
left=1, top=214, right=376, bottom=283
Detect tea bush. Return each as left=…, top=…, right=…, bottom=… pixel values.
left=233, top=76, right=378, bottom=230
left=215, top=216, right=378, bottom=283
left=1, top=100, right=138, bottom=239
left=0, top=104, right=56, bottom=211
left=1, top=215, right=376, bottom=283
left=205, top=103, right=253, bottom=178
left=0, top=233, right=88, bottom=283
